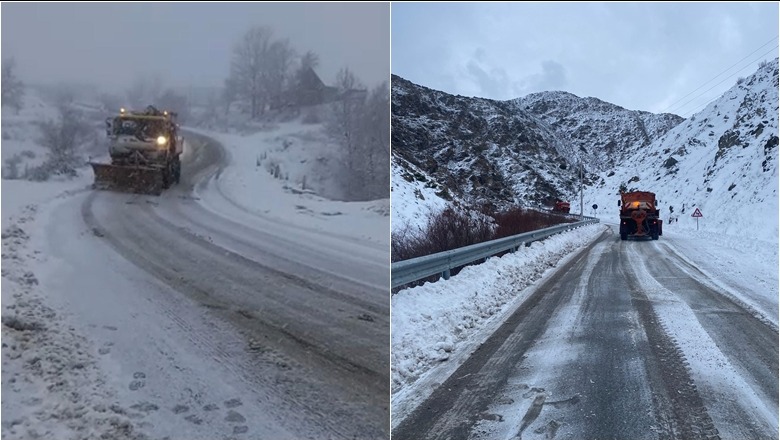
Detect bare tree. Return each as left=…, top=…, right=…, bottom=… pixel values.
left=361, top=82, right=390, bottom=198
left=300, top=50, right=320, bottom=71
left=202, top=90, right=220, bottom=129
left=222, top=76, right=239, bottom=116
left=325, top=69, right=390, bottom=201
left=267, top=39, right=296, bottom=109
left=2, top=57, right=25, bottom=114
left=33, top=107, right=93, bottom=180
left=326, top=68, right=368, bottom=200
left=229, top=25, right=274, bottom=119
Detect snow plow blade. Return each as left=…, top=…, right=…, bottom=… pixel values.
left=90, top=162, right=164, bottom=196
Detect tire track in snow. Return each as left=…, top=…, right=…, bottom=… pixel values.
left=392, top=231, right=608, bottom=440
left=624, top=243, right=777, bottom=439
left=80, top=135, right=389, bottom=439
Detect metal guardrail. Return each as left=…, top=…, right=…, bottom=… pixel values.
left=392, top=216, right=600, bottom=289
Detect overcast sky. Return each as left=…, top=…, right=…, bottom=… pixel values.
left=392, top=2, right=779, bottom=117
left=2, top=2, right=389, bottom=92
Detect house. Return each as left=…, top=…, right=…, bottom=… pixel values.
left=276, top=67, right=338, bottom=108
left=275, top=67, right=366, bottom=109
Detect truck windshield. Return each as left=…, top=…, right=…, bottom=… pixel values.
left=113, top=118, right=165, bottom=139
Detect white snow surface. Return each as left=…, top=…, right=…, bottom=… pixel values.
left=390, top=223, right=606, bottom=426
left=1, top=108, right=390, bottom=438
left=625, top=244, right=778, bottom=438
left=1, top=177, right=164, bottom=440
left=1, top=92, right=64, bottom=177
left=186, top=123, right=389, bottom=247
left=391, top=155, right=449, bottom=235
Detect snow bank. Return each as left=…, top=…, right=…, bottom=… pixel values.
left=390, top=223, right=605, bottom=420
left=2, top=177, right=150, bottom=440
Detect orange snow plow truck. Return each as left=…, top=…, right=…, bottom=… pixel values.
left=619, top=191, right=663, bottom=240
left=552, top=200, right=571, bottom=213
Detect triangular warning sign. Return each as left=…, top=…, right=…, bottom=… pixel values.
left=691, top=208, right=703, bottom=218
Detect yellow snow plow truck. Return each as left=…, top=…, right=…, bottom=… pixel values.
left=90, top=105, right=182, bottom=195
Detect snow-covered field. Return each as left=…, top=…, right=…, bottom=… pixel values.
left=390, top=223, right=606, bottom=425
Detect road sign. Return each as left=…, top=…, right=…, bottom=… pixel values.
left=691, top=208, right=703, bottom=218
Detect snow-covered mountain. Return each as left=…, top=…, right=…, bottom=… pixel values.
left=511, top=91, right=683, bottom=171
left=392, top=59, right=778, bottom=242
left=391, top=74, right=682, bottom=223
left=586, top=58, right=778, bottom=242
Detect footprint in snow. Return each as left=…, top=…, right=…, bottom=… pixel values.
left=225, top=410, right=246, bottom=423
left=129, top=372, right=146, bottom=391
left=224, top=398, right=242, bottom=409
left=184, top=414, right=203, bottom=425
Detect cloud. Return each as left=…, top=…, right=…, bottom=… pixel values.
left=465, top=60, right=511, bottom=99
left=516, top=61, right=569, bottom=96
left=392, top=3, right=777, bottom=112
left=717, top=15, right=743, bottom=51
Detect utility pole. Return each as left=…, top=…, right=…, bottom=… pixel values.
left=579, top=161, right=584, bottom=217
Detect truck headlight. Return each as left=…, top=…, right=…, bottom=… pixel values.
left=156, top=136, right=167, bottom=146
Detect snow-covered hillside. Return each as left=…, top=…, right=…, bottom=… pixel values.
left=391, top=74, right=683, bottom=226
left=391, top=155, right=450, bottom=234
left=1, top=92, right=61, bottom=178
left=512, top=91, right=683, bottom=171
left=584, top=58, right=778, bottom=243
left=2, top=88, right=107, bottom=182
left=392, top=59, right=777, bottom=245
left=187, top=122, right=390, bottom=246
left=392, top=76, right=580, bottom=212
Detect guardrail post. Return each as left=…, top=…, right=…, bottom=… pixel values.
left=442, top=268, right=450, bottom=280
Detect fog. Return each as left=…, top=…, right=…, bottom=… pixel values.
left=2, top=2, right=390, bottom=93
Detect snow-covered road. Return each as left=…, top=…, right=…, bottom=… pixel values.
left=2, top=133, right=390, bottom=439
left=392, top=225, right=777, bottom=440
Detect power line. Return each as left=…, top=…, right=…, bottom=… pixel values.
left=659, top=35, right=779, bottom=114
left=670, top=45, right=778, bottom=117
left=672, top=45, right=779, bottom=116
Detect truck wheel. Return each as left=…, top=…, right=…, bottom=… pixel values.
left=162, top=163, right=172, bottom=189
left=173, top=158, right=181, bottom=184
left=620, top=232, right=627, bottom=240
